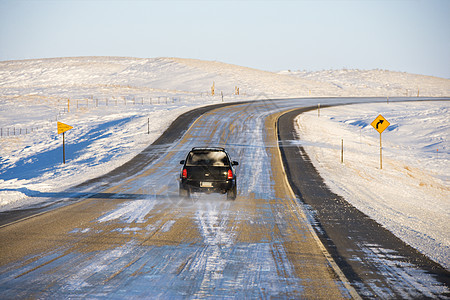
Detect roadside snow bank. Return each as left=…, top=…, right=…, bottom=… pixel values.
left=0, top=190, right=27, bottom=206
left=295, top=101, right=449, bottom=269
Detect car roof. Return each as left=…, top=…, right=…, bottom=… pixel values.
left=191, top=147, right=226, bottom=152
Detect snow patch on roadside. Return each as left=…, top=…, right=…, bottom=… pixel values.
left=0, top=190, right=27, bottom=206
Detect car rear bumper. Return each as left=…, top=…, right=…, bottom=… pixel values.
left=180, top=179, right=235, bottom=193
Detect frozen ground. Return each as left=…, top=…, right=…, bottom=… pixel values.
left=0, top=56, right=449, bottom=269
left=296, top=101, right=449, bottom=269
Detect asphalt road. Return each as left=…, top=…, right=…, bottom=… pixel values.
left=0, top=98, right=448, bottom=298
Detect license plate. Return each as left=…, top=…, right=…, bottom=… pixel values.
left=200, top=182, right=213, bottom=188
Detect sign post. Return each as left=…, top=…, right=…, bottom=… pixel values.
left=371, top=114, right=390, bottom=169
left=57, top=122, right=73, bottom=164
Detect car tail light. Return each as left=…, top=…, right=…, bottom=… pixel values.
left=182, top=169, right=187, bottom=179
left=227, top=169, right=233, bottom=180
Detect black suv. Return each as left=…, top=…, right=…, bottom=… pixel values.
left=179, top=147, right=239, bottom=200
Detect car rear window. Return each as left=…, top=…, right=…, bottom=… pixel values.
left=186, top=151, right=229, bottom=167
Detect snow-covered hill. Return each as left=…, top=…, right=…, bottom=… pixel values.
left=1, top=56, right=332, bottom=99
left=280, top=68, right=450, bottom=97
left=1, top=57, right=449, bottom=102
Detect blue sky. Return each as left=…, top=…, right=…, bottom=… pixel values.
left=1, top=0, right=449, bottom=78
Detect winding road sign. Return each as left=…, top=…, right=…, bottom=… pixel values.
left=57, top=122, right=73, bottom=164
left=371, top=114, right=390, bottom=134
left=371, top=114, right=390, bottom=169
left=57, top=122, right=73, bottom=135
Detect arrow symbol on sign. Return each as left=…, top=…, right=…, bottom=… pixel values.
left=376, top=119, right=384, bottom=129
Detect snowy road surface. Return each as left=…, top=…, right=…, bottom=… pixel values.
left=0, top=98, right=448, bottom=298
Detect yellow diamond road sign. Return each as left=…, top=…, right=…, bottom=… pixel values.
left=57, top=122, right=73, bottom=135
left=371, top=114, right=390, bottom=134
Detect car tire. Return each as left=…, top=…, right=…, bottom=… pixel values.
left=227, top=184, right=237, bottom=200
left=179, top=187, right=190, bottom=199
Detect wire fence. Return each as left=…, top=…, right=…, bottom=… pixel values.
left=70, top=96, right=180, bottom=109
left=1, top=126, right=45, bottom=137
